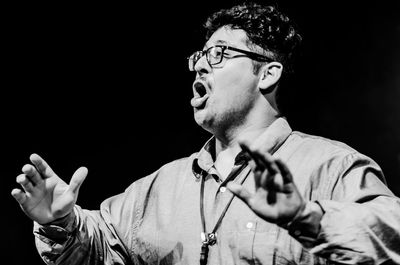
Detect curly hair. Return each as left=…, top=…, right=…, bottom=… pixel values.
left=204, top=1, right=302, bottom=75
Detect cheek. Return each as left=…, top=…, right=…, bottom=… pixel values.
left=210, top=87, right=251, bottom=115
left=211, top=62, right=258, bottom=106
left=216, top=62, right=257, bottom=91
left=215, top=75, right=256, bottom=103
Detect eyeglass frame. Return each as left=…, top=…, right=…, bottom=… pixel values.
left=187, top=45, right=273, bottom=71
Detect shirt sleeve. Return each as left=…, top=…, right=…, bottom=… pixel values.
left=288, top=152, right=400, bottom=264
left=33, top=179, right=143, bottom=265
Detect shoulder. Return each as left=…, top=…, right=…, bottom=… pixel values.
left=158, top=153, right=198, bottom=174
left=280, top=131, right=385, bottom=199
left=100, top=152, right=199, bottom=215
left=279, top=131, right=382, bottom=177
left=286, top=131, right=357, bottom=156
left=125, top=152, right=199, bottom=193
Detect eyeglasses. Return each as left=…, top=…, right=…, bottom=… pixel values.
left=187, top=45, right=272, bottom=71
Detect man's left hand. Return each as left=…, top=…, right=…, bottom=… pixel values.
left=227, top=141, right=306, bottom=226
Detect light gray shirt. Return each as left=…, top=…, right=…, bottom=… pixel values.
left=34, top=118, right=400, bottom=264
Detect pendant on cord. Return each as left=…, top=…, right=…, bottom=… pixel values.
left=200, top=232, right=217, bottom=265
left=201, top=232, right=217, bottom=245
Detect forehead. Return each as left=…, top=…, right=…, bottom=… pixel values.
left=205, top=26, right=249, bottom=48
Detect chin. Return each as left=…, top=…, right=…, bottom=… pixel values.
left=194, top=111, right=214, bottom=131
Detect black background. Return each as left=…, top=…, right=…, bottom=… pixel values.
left=3, top=1, right=400, bottom=264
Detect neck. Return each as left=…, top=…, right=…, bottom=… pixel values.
left=215, top=122, right=272, bottom=155
left=213, top=114, right=278, bottom=179
left=214, top=110, right=278, bottom=155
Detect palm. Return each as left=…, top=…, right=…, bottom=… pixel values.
left=23, top=175, right=73, bottom=224
left=12, top=154, right=87, bottom=225
left=249, top=181, right=303, bottom=224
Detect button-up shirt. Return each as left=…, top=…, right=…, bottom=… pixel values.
left=34, top=118, right=400, bottom=264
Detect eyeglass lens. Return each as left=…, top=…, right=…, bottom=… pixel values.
left=188, top=46, right=224, bottom=71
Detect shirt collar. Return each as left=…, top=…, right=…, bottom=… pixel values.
left=192, top=117, right=292, bottom=179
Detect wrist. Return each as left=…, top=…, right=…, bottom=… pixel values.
left=33, top=209, right=77, bottom=244
left=38, top=207, right=77, bottom=231
left=277, top=199, right=306, bottom=229
left=283, top=201, right=324, bottom=248
left=48, top=211, right=76, bottom=227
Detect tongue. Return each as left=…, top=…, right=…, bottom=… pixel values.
left=191, top=94, right=209, bottom=108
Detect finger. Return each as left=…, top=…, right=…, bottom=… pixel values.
left=239, top=141, right=265, bottom=169
left=257, top=151, right=280, bottom=175
left=248, top=159, right=262, bottom=188
left=253, top=165, right=277, bottom=204
left=271, top=172, right=284, bottom=190
left=256, top=170, right=285, bottom=200
left=16, top=174, right=34, bottom=193
left=241, top=142, right=275, bottom=190
left=267, top=187, right=277, bottom=204
left=30, top=153, right=56, bottom=179
left=67, top=167, right=88, bottom=194
left=249, top=151, right=275, bottom=190
left=240, top=141, right=278, bottom=175
left=258, top=169, right=270, bottom=188
left=254, top=152, right=284, bottom=192
left=239, top=141, right=284, bottom=192
left=226, top=182, right=253, bottom=205
left=22, top=164, right=43, bottom=185
left=11, top=188, right=27, bottom=204
left=275, top=158, right=293, bottom=183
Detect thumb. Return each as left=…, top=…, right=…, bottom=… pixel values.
left=226, top=182, right=253, bottom=205
left=68, top=167, right=88, bottom=194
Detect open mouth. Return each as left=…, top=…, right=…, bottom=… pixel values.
left=194, top=82, right=207, bottom=98
left=191, top=82, right=209, bottom=109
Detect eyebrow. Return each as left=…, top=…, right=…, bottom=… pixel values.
left=204, top=39, right=229, bottom=49
left=215, top=40, right=228, bottom=45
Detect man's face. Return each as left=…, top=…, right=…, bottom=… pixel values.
left=191, top=26, right=262, bottom=134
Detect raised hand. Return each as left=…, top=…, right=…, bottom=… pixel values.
left=11, top=154, right=88, bottom=225
left=227, top=141, right=305, bottom=226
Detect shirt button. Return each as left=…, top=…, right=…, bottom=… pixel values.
left=293, top=229, right=301, bottom=236
left=246, top=222, right=254, bottom=229
left=219, top=187, right=226, bottom=193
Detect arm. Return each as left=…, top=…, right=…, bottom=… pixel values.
left=304, top=157, right=400, bottom=264
left=11, top=154, right=131, bottom=264
left=227, top=142, right=400, bottom=264
left=33, top=201, right=132, bottom=264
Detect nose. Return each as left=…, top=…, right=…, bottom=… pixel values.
left=194, top=54, right=211, bottom=75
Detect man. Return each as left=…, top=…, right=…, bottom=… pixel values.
left=11, top=2, right=400, bottom=264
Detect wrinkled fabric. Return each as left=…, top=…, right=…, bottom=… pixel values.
left=34, top=118, right=400, bottom=264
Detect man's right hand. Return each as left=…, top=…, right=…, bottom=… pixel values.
left=11, top=154, right=88, bottom=225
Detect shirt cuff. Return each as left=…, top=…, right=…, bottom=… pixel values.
left=33, top=208, right=77, bottom=244
left=285, top=201, right=324, bottom=248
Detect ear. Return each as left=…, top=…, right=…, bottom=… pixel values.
left=258, top=62, right=283, bottom=93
